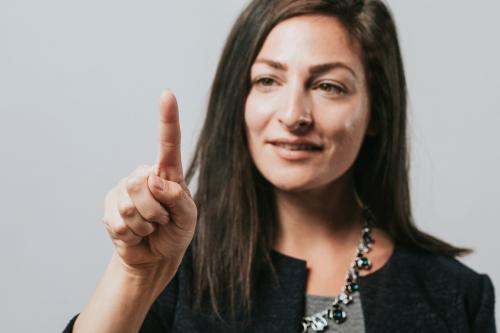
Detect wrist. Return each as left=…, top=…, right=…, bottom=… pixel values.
left=73, top=252, right=178, bottom=333
left=110, top=251, right=178, bottom=300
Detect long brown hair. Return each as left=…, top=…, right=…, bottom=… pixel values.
left=185, top=0, right=470, bottom=321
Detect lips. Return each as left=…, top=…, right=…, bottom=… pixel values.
left=268, top=138, right=323, bottom=151
left=272, top=142, right=322, bottom=151
left=266, top=138, right=324, bottom=161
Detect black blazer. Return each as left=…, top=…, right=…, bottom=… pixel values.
left=64, top=245, right=496, bottom=332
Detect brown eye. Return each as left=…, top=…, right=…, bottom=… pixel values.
left=317, top=82, right=346, bottom=95
left=254, top=77, right=276, bottom=86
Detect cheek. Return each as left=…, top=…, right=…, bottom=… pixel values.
left=321, top=109, right=365, bottom=141
left=319, top=101, right=370, bottom=161
left=244, top=92, right=274, bottom=143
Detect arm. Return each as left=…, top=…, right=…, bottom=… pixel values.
left=72, top=252, right=175, bottom=333
left=65, top=90, right=195, bottom=332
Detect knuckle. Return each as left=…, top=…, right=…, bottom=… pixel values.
left=170, top=183, right=185, bottom=201
left=118, top=201, right=136, bottom=217
left=106, top=219, right=129, bottom=237
left=120, top=237, right=141, bottom=246
left=158, top=141, right=178, bottom=152
left=142, top=210, right=158, bottom=222
left=114, top=222, right=130, bottom=236
left=134, top=222, right=155, bottom=237
left=148, top=177, right=165, bottom=194
left=126, top=176, right=143, bottom=193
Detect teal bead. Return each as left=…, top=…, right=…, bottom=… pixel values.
left=332, top=308, right=347, bottom=324
left=348, top=282, right=359, bottom=292
left=356, top=256, right=372, bottom=269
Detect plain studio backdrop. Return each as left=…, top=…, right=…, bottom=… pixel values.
left=0, top=1, right=498, bottom=331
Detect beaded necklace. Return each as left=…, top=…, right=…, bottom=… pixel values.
left=301, top=206, right=375, bottom=332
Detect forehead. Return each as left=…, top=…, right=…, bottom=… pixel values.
left=253, top=14, right=363, bottom=75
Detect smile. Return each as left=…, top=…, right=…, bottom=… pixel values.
left=272, top=143, right=322, bottom=151
left=269, top=142, right=323, bottom=161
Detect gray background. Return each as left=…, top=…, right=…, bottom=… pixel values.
left=0, top=0, right=498, bottom=331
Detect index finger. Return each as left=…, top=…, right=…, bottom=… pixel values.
left=155, top=89, right=184, bottom=182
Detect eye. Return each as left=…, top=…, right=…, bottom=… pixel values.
left=253, top=77, right=277, bottom=87
left=251, top=76, right=280, bottom=93
left=316, top=82, right=346, bottom=96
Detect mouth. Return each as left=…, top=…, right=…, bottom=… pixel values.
left=267, top=140, right=324, bottom=161
left=270, top=142, right=323, bottom=151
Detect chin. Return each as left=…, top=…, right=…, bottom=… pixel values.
left=263, top=172, right=323, bottom=193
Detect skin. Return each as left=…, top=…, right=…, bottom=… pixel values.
left=245, top=14, right=394, bottom=295
left=72, top=14, right=395, bottom=332
left=74, top=91, right=197, bottom=333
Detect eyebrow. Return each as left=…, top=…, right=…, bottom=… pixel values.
left=253, top=58, right=357, bottom=79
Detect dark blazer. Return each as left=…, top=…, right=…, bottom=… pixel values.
left=64, top=245, right=496, bottom=332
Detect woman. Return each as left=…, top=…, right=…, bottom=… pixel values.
left=64, top=0, right=496, bottom=332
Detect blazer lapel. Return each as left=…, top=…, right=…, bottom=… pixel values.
left=246, top=250, right=308, bottom=333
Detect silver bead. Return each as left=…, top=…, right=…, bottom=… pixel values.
left=302, top=320, right=309, bottom=333
left=311, top=315, right=328, bottom=331
left=357, top=241, right=370, bottom=253
left=338, top=292, right=353, bottom=305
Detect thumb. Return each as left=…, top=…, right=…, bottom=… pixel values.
left=147, top=170, right=197, bottom=233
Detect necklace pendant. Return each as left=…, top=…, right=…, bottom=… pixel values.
left=338, top=292, right=352, bottom=305
left=362, top=231, right=374, bottom=244
left=328, top=307, right=347, bottom=324
left=310, top=314, right=328, bottom=331
left=356, top=256, right=372, bottom=270
left=347, top=281, right=359, bottom=292
left=357, top=240, right=371, bottom=254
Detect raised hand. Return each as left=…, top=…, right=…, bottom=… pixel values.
left=102, top=90, right=197, bottom=275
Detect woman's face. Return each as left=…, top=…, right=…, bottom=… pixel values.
left=244, top=14, right=372, bottom=193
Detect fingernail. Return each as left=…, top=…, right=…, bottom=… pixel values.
left=150, top=174, right=164, bottom=191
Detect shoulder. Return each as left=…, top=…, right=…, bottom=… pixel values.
left=392, top=246, right=493, bottom=295
left=367, top=245, right=496, bottom=331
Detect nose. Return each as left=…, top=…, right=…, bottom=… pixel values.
left=278, top=84, right=313, bottom=134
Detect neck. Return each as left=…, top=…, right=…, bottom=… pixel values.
left=273, top=171, right=363, bottom=259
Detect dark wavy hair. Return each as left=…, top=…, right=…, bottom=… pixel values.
left=184, top=0, right=470, bottom=321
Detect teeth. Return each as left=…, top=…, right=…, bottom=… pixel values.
left=274, top=143, right=319, bottom=151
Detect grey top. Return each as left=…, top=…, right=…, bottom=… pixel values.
left=304, top=292, right=365, bottom=332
